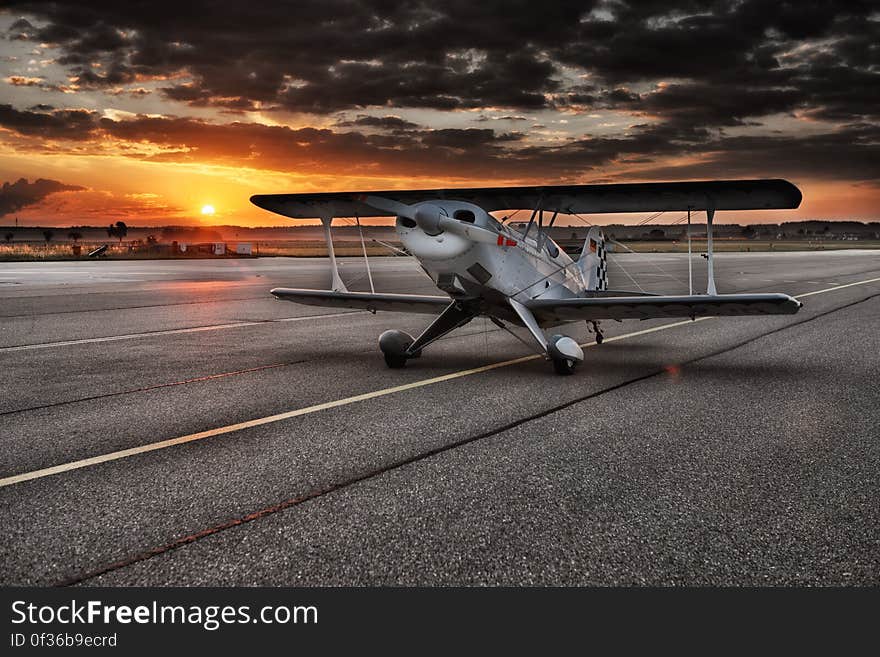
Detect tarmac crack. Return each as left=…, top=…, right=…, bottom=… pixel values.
left=57, top=290, right=880, bottom=586
left=0, top=361, right=309, bottom=417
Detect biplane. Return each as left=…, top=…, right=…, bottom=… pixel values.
left=251, top=179, right=802, bottom=374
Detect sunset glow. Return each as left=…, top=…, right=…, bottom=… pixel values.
left=0, top=4, right=876, bottom=228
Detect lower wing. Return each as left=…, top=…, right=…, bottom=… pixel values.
left=271, top=288, right=451, bottom=314
left=527, top=293, right=802, bottom=322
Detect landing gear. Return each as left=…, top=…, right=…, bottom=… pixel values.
left=378, top=301, right=476, bottom=370
left=379, top=330, right=414, bottom=369
left=547, top=334, right=583, bottom=376
left=589, top=320, right=604, bottom=344
left=507, top=299, right=585, bottom=376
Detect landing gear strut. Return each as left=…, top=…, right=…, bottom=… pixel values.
left=589, top=320, right=604, bottom=344
left=378, top=301, right=475, bottom=369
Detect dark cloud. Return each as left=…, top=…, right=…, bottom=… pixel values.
left=0, top=104, right=99, bottom=140
left=159, top=83, right=212, bottom=104
left=476, top=115, right=530, bottom=122
left=6, top=17, right=35, bottom=40
left=558, top=1, right=878, bottom=126
left=8, top=18, right=34, bottom=32
left=636, top=83, right=804, bottom=127
left=335, top=115, right=420, bottom=131
left=4, top=0, right=870, bottom=144
left=4, top=1, right=578, bottom=112
left=2, top=0, right=875, bottom=131
left=419, top=128, right=523, bottom=149
left=630, top=123, right=880, bottom=183
left=0, top=177, right=84, bottom=216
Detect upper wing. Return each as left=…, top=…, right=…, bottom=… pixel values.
left=251, top=179, right=801, bottom=219
left=527, top=293, right=802, bottom=322
left=271, top=288, right=450, bottom=314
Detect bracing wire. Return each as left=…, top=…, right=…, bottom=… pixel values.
left=607, top=254, right=647, bottom=293
left=575, top=210, right=690, bottom=291
left=354, top=214, right=375, bottom=294
left=636, top=210, right=666, bottom=226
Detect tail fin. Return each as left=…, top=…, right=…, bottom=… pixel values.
left=578, top=227, right=608, bottom=291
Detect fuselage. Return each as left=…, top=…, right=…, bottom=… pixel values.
left=395, top=200, right=586, bottom=313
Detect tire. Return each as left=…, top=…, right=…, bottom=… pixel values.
left=384, top=353, right=408, bottom=369
left=552, top=357, right=577, bottom=375
left=595, top=333, right=604, bottom=345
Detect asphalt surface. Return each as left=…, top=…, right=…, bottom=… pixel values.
left=0, top=250, right=878, bottom=586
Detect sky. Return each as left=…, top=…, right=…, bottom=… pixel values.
left=0, top=0, right=877, bottom=227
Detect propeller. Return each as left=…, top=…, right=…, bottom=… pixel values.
left=358, top=195, right=511, bottom=246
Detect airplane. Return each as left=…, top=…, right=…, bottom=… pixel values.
left=251, top=179, right=803, bottom=374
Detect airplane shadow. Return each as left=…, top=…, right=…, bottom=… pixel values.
left=285, top=340, right=822, bottom=381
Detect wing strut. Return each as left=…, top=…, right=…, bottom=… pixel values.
left=319, top=214, right=347, bottom=292
left=521, top=195, right=544, bottom=242
left=687, top=207, right=693, bottom=295
left=706, top=207, right=717, bottom=295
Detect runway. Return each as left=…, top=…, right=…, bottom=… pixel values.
left=1, top=250, right=878, bottom=585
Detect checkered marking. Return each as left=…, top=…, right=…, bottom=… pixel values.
left=595, top=240, right=608, bottom=290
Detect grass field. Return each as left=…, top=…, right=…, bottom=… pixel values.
left=1, top=238, right=878, bottom=261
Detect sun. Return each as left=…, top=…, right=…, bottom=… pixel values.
left=200, top=204, right=215, bottom=216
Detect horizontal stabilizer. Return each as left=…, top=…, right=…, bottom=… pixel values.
left=252, top=179, right=801, bottom=219
left=527, top=293, right=802, bottom=323
left=271, top=288, right=450, bottom=315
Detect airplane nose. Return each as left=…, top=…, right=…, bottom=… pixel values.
left=413, top=204, right=444, bottom=235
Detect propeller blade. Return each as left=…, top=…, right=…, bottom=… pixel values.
left=358, top=194, right=414, bottom=219
left=438, top=216, right=512, bottom=245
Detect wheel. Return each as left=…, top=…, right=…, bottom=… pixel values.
left=379, top=330, right=415, bottom=368
left=384, top=353, right=408, bottom=369
left=552, top=357, right=577, bottom=375
left=595, top=332, right=604, bottom=345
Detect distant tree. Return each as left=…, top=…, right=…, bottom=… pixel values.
left=648, top=228, right=665, bottom=239
left=43, top=229, right=54, bottom=245
left=741, top=226, right=757, bottom=239
left=146, top=234, right=157, bottom=244
left=107, top=221, right=128, bottom=243
left=68, top=230, right=82, bottom=243
left=3, top=232, right=12, bottom=244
